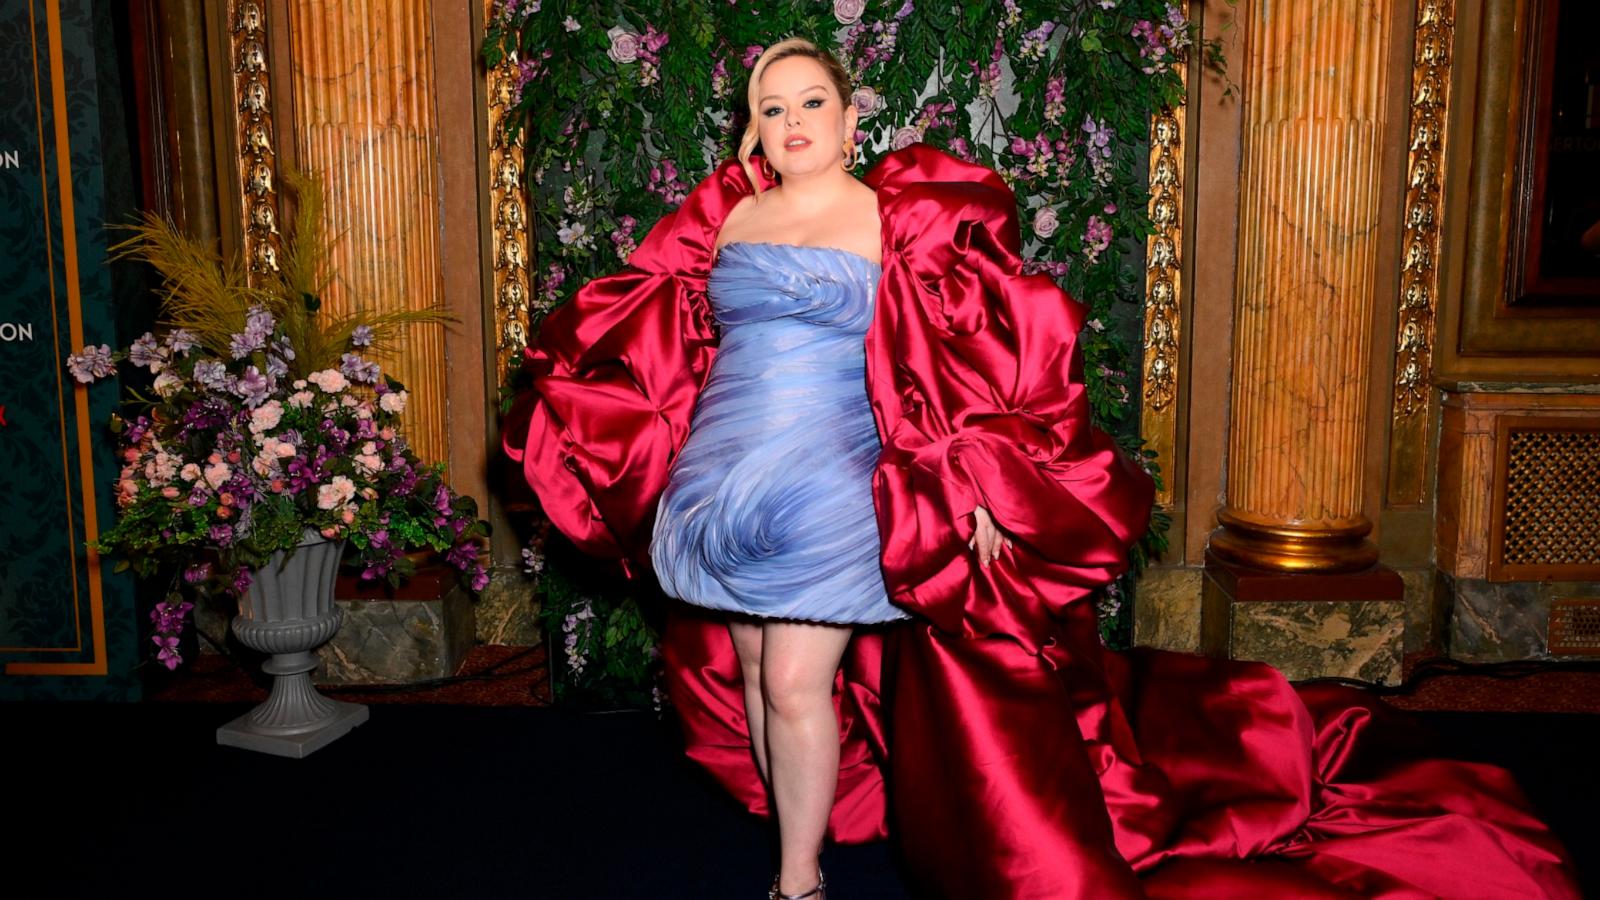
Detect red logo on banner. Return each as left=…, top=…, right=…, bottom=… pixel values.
left=0, top=405, right=7, bottom=427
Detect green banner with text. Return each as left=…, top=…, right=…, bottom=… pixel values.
left=1, top=0, right=139, bottom=700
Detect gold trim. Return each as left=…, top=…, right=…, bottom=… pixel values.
left=8, top=0, right=108, bottom=676
left=229, top=0, right=280, bottom=284
left=1394, top=0, right=1452, bottom=418
left=1141, top=5, right=1188, bottom=509
left=1388, top=0, right=1455, bottom=505
left=485, top=4, right=533, bottom=386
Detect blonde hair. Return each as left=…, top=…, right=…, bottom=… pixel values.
left=738, top=38, right=854, bottom=198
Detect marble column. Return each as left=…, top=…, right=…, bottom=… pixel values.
left=1208, top=0, right=1397, bottom=574
left=279, top=0, right=448, bottom=463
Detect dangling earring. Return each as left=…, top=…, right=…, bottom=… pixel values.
left=842, top=139, right=857, bottom=171
left=759, top=157, right=776, bottom=182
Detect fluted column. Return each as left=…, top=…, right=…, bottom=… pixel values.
left=281, top=0, right=447, bottom=463
left=1208, top=1, right=1396, bottom=573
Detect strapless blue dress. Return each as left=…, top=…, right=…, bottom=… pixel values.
left=649, top=241, right=907, bottom=624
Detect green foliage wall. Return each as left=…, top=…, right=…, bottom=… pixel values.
left=485, top=0, right=1202, bottom=695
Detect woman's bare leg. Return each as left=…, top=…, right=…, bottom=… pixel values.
left=762, top=621, right=852, bottom=896
left=728, top=618, right=770, bottom=782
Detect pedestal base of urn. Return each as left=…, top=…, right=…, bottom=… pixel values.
left=217, top=698, right=369, bottom=758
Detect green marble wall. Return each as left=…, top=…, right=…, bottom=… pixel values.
left=0, top=0, right=139, bottom=700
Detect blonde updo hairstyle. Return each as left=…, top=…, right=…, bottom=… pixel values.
left=738, top=38, right=855, bottom=199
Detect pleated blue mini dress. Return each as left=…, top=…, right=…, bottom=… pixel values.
left=649, top=241, right=908, bottom=624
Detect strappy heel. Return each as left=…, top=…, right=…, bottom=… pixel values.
left=768, top=869, right=826, bottom=900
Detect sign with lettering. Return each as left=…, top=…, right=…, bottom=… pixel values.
left=0, top=0, right=138, bottom=699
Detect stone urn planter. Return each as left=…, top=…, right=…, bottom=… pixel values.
left=216, top=531, right=368, bottom=758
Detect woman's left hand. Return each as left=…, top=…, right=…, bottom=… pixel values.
left=967, top=504, right=1011, bottom=568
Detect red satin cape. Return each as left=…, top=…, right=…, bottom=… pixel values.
left=503, top=146, right=1577, bottom=898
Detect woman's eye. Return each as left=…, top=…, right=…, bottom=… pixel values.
left=805, top=98, right=825, bottom=109
left=762, top=106, right=782, bottom=117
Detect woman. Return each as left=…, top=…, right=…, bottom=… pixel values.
left=646, top=40, right=912, bottom=900
left=506, top=38, right=1577, bottom=900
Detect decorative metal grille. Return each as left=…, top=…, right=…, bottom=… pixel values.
left=1499, top=427, right=1600, bottom=571
left=1549, top=598, right=1600, bottom=656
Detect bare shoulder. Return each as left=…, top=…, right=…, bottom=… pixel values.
left=714, top=194, right=760, bottom=251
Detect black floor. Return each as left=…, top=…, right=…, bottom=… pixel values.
left=7, top=703, right=1597, bottom=899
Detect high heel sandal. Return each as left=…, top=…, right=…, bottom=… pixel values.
left=768, top=869, right=826, bottom=900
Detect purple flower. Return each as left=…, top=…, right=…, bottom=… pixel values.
left=209, top=524, right=235, bottom=547
left=129, top=333, right=164, bottom=371
left=340, top=352, right=381, bottom=384
left=183, top=562, right=212, bottom=584
left=741, top=44, right=764, bottom=69
left=233, top=366, right=271, bottom=408
left=150, top=599, right=193, bottom=633
left=350, top=325, right=374, bottom=348
left=126, top=415, right=152, bottom=445
left=67, top=344, right=114, bottom=383
left=470, top=564, right=490, bottom=592
left=434, top=484, right=453, bottom=515
left=165, top=328, right=198, bottom=355
left=153, top=635, right=182, bottom=670
left=193, top=359, right=229, bottom=390
left=446, top=540, right=480, bottom=571
left=232, top=568, right=253, bottom=596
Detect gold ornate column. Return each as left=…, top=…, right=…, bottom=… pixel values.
left=1208, top=1, right=1398, bottom=573
left=279, top=0, right=447, bottom=463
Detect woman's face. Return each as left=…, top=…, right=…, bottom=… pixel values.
left=756, top=55, right=857, bottom=180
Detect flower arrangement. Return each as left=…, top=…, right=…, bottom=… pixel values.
left=484, top=1, right=1221, bottom=654
left=70, top=177, right=490, bottom=670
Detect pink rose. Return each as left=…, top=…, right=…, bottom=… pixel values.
left=317, top=475, right=357, bottom=510
left=851, top=87, right=881, bottom=120
left=890, top=126, right=922, bottom=150
left=607, top=26, right=641, bottom=64
left=833, top=0, right=866, bottom=25
left=1033, top=206, right=1060, bottom=239
left=161, top=486, right=180, bottom=499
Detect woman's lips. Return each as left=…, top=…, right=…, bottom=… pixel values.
left=784, top=136, right=812, bottom=151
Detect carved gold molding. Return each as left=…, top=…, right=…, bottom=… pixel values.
left=1395, top=0, right=1453, bottom=418
left=229, top=0, right=280, bottom=284
left=1141, top=7, right=1187, bottom=510
left=1387, top=0, right=1455, bottom=505
left=485, top=2, right=533, bottom=387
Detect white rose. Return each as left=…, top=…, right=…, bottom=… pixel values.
left=851, top=87, right=881, bottom=120
left=1033, top=206, right=1060, bottom=239
left=606, top=26, right=641, bottom=64
left=833, top=0, right=866, bottom=25
left=379, top=390, right=409, bottom=415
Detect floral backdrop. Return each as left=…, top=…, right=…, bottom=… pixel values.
left=484, top=0, right=1205, bottom=703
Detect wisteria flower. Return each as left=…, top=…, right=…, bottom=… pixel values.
left=741, top=44, right=764, bottom=69
left=563, top=15, right=579, bottom=31
left=129, top=333, right=164, bottom=371
left=164, top=328, right=198, bottom=355
left=1083, top=215, right=1113, bottom=264
left=340, top=352, right=380, bottom=384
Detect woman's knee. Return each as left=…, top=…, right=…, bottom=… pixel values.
left=761, top=658, right=835, bottom=720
